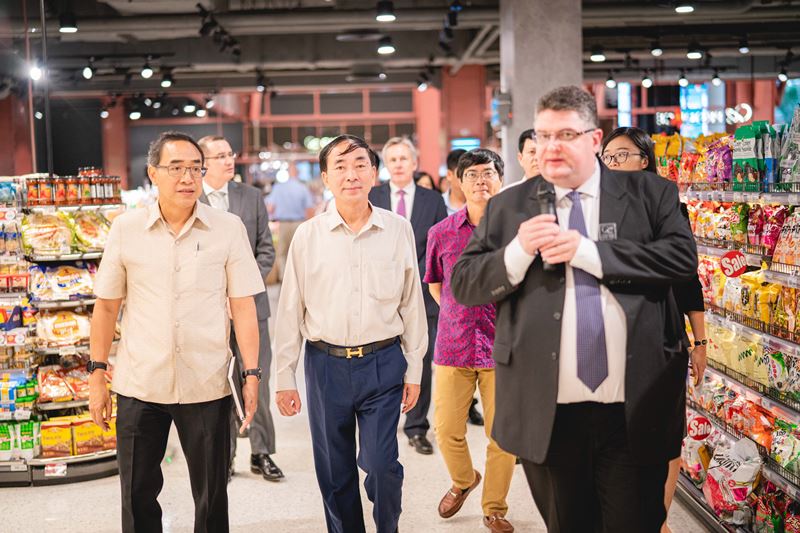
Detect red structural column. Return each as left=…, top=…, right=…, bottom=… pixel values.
left=441, top=65, right=487, bottom=145
left=0, top=95, right=34, bottom=175
left=412, top=86, right=443, bottom=179
left=102, top=100, right=129, bottom=188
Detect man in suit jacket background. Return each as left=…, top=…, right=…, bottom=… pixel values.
left=450, top=87, right=698, bottom=532
left=369, top=137, right=448, bottom=455
left=199, top=136, right=284, bottom=482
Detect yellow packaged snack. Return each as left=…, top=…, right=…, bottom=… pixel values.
left=72, top=417, right=104, bottom=455
left=40, top=420, right=73, bottom=457
left=754, top=283, right=781, bottom=324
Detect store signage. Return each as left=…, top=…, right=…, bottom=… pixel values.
left=687, top=415, right=712, bottom=441
left=720, top=250, right=748, bottom=278
left=726, top=103, right=753, bottom=125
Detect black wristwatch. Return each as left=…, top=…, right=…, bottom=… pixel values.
left=87, top=361, right=108, bottom=373
left=242, top=367, right=262, bottom=382
left=693, top=339, right=708, bottom=347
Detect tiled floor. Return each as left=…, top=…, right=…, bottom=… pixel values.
left=2, top=286, right=709, bottom=532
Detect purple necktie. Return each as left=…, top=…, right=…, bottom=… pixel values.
left=567, top=190, right=608, bottom=392
left=396, top=189, right=407, bottom=218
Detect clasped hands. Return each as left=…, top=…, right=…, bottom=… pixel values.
left=518, top=214, right=582, bottom=264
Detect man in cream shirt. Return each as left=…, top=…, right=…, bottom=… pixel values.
left=274, top=134, right=427, bottom=533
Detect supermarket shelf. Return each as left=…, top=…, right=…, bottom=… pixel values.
left=34, top=344, right=88, bottom=356
left=0, top=460, right=31, bottom=487
left=27, top=449, right=115, bottom=466
left=25, top=252, right=102, bottom=262
left=684, top=189, right=800, bottom=205
left=696, top=244, right=765, bottom=268
left=36, top=399, right=88, bottom=411
left=705, top=359, right=800, bottom=418
left=706, top=307, right=800, bottom=348
left=23, top=203, right=124, bottom=214
left=32, top=298, right=96, bottom=310
left=675, top=474, right=739, bottom=533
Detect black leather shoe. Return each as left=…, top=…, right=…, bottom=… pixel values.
left=468, top=398, right=484, bottom=426
left=250, top=454, right=285, bottom=482
left=408, top=435, right=434, bottom=455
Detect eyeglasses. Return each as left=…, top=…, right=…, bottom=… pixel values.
left=461, top=170, right=500, bottom=183
left=154, top=165, right=207, bottom=179
left=601, top=151, right=644, bottom=165
left=532, top=129, right=595, bottom=146
left=205, top=152, right=238, bottom=161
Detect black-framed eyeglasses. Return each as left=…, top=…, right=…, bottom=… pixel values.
left=461, top=170, right=500, bottom=183
left=205, top=152, right=238, bottom=161
left=601, top=151, right=645, bottom=166
left=532, top=129, right=596, bottom=145
left=154, top=165, right=207, bottom=179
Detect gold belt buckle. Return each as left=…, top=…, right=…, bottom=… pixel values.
left=346, top=346, right=364, bottom=359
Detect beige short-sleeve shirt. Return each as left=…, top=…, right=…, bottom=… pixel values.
left=94, top=201, right=265, bottom=404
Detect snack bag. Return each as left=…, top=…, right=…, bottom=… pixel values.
left=767, top=351, right=797, bottom=392
left=20, top=213, right=73, bottom=256
left=771, top=418, right=800, bottom=473
left=682, top=412, right=714, bottom=486
left=740, top=271, right=764, bottom=319
left=743, top=402, right=775, bottom=449
left=749, top=205, right=765, bottom=247
left=787, top=500, right=800, bottom=533
left=37, top=366, right=73, bottom=403
left=723, top=277, right=743, bottom=314
left=730, top=203, right=751, bottom=245
left=702, top=438, right=762, bottom=524
left=778, top=105, right=800, bottom=188
left=774, top=286, right=797, bottom=332
left=35, top=310, right=91, bottom=346
left=70, top=211, right=111, bottom=252
left=733, top=125, right=761, bottom=192
left=72, top=416, right=104, bottom=455
left=40, top=419, right=73, bottom=457
left=754, top=282, right=781, bottom=324
left=762, top=206, right=791, bottom=256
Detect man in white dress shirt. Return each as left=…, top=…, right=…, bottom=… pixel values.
left=274, top=134, right=427, bottom=533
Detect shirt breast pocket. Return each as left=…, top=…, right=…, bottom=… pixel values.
left=190, top=254, right=226, bottom=293
left=367, top=260, right=403, bottom=301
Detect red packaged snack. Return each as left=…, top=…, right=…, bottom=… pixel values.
left=787, top=500, right=800, bottom=533
left=748, top=205, right=765, bottom=247
left=762, top=206, right=790, bottom=256
left=37, top=366, right=73, bottom=403
left=62, top=366, right=90, bottom=400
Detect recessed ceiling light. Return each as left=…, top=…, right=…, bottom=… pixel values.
left=675, top=4, right=695, bottom=14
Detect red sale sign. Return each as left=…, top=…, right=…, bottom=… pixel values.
left=720, top=251, right=747, bottom=278
left=687, top=415, right=713, bottom=441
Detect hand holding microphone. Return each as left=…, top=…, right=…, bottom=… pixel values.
left=517, top=184, right=560, bottom=267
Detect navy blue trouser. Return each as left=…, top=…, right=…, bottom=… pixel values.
left=305, top=339, right=406, bottom=533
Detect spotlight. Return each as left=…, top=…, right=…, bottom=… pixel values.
left=29, top=63, right=43, bottom=81
left=711, top=70, right=722, bottom=86
left=650, top=42, right=663, bottom=57
left=196, top=109, right=207, bottom=118
left=160, top=72, right=173, bottom=88
left=256, top=72, right=266, bottom=93
left=675, top=4, right=695, bottom=14
left=34, top=111, right=43, bottom=120
left=642, top=74, right=653, bottom=88
left=171, top=107, right=180, bottom=116
left=590, top=46, right=606, bottom=63
left=378, top=71, right=388, bottom=80
left=100, top=108, right=109, bottom=119
left=739, top=38, right=750, bottom=55
left=605, top=73, right=617, bottom=89
left=447, top=11, right=458, bottom=28
left=417, top=80, right=429, bottom=92
left=59, top=11, right=78, bottom=33
left=144, top=97, right=153, bottom=107
left=687, top=44, right=703, bottom=60
left=205, top=98, right=215, bottom=109
left=152, top=100, right=162, bottom=110
left=679, top=70, right=689, bottom=87
left=82, top=59, right=95, bottom=80
left=183, top=102, right=197, bottom=113
left=778, top=67, right=789, bottom=83
left=376, top=1, right=396, bottom=22
left=129, top=110, right=141, bottom=121
left=377, top=36, right=395, bottom=55
left=141, top=60, right=154, bottom=79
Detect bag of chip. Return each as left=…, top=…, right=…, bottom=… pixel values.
left=730, top=203, right=751, bottom=245
left=762, top=206, right=791, bottom=256
left=702, top=437, right=762, bottom=524
left=749, top=205, right=765, bottom=247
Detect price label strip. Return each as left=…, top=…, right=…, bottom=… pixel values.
left=44, top=463, right=68, bottom=477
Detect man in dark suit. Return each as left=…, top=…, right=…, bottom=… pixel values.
left=369, top=137, right=448, bottom=455
left=199, top=135, right=284, bottom=482
left=450, top=87, right=698, bottom=532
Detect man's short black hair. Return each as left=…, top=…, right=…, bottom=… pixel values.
left=518, top=129, right=535, bottom=153
left=456, top=148, right=504, bottom=179
left=147, top=131, right=204, bottom=166
left=319, top=134, right=378, bottom=172
left=446, top=149, right=467, bottom=172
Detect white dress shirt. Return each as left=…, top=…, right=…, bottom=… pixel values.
left=274, top=201, right=428, bottom=390
left=503, top=162, right=628, bottom=404
left=389, top=181, right=416, bottom=219
left=202, top=180, right=230, bottom=211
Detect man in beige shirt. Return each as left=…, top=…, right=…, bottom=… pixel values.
left=88, top=131, right=265, bottom=533
left=274, top=134, right=427, bottom=533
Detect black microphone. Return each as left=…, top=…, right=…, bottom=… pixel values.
left=536, top=183, right=557, bottom=271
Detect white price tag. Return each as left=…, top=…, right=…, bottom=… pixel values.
left=13, top=409, right=31, bottom=420
left=58, top=345, right=77, bottom=356
left=44, top=463, right=67, bottom=477
left=9, top=462, right=27, bottom=472
left=733, top=192, right=743, bottom=203
left=40, top=205, right=56, bottom=214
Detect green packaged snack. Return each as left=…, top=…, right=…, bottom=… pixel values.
left=0, top=423, right=12, bottom=460
left=779, top=106, right=800, bottom=188
left=734, top=125, right=761, bottom=192
left=730, top=203, right=750, bottom=245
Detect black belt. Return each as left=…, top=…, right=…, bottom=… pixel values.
left=308, top=337, right=398, bottom=359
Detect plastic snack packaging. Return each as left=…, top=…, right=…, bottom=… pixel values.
left=733, top=125, right=762, bottom=192
left=762, top=206, right=791, bottom=256
left=35, top=310, right=91, bottom=346
left=771, top=418, right=800, bottom=473
left=40, top=419, right=73, bottom=457
left=37, top=366, right=73, bottom=403
left=70, top=211, right=111, bottom=252
left=702, top=437, right=763, bottom=525
left=774, top=287, right=797, bottom=333
left=682, top=412, right=714, bottom=486
left=749, top=205, right=765, bottom=247
left=20, top=213, right=73, bottom=256
left=730, top=203, right=751, bottom=245
left=787, top=500, right=800, bottom=533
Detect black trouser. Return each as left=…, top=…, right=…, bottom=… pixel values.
left=403, top=315, right=436, bottom=438
left=116, top=394, right=231, bottom=533
left=522, top=402, right=668, bottom=533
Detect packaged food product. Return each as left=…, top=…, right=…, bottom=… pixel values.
left=37, top=366, right=73, bottom=403
left=733, top=125, right=761, bottom=192
left=702, top=437, right=762, bottom=524
left=767, top=351, right=797, bottom=392
left=62, top=366, right=90, bottom=400
left=102, top=415, right=117, bottom=450
left=774, top=286, right=797, bottom=333
left=730, top=203, right=751, bottom=245
left=70, top=211, right=111, bottom=252
left=787, top=500, right=800, bottom=533
left=72, top=416, right=103, bottom=454
left=740, top=271, right=764, bottom=319
left=771, top=418, right=800, bottom=473
left=778, top=105, right=800, bottom=187
left=20, top=213, right=73, bottom=256
left=774, top=211, right=800, bottom=266
left=28, top=262, right=95, bottom=301
left=0, top=422, right=13, bottom=460
left=682, top=412, right=714, bottom=486
left=762, top=206, right=791, bottom=256
left=35, top=311, right=90, bottom=346
left=40, top=419, right=73, bottom=457
left=754, top=282, right=781, bottom=324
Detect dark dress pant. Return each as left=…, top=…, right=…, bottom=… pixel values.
left=403, top=316, right=436, bottom=438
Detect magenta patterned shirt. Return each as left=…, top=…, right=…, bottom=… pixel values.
left=424, top=208, right=496, bottom=368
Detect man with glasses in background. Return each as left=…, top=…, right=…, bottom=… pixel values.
left=199, top=135, right=284, bottom=483
left=451, top=87, right=697, bottom=532
left=89, top=131, right=266, bottom=532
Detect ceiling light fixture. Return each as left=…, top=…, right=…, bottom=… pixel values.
left=642, top=73, right=653, bottom=88
left=711, top=70, right=722, bottom=86
left=376, top=1, right=396, bottom=23
left=144, top=97, right=153, bottom=107
left=59, top=11, right=78, bottom=33
left=160, top=71, right=173, bottom=88
left=739, top=38, right=750, bottom=54
left=377, top=36, right=395, bottom=55
left=687, top=43, right=703, bottom=60
left=605, top=73, right=617, bottom=89
left=256, top=71, right=266, bottom=93
left=29, top=62, right=43, bottom=81
left=152, top=99, right=162, bottom=110
left=196, top=109, right=207, bottom=118
left=100, top=108, right=109, bottom=119
left=82, top=59, right=95, bottom=80
left=141, top=59, right=154, bottom=79
left=778, top=67, right=789, bottom=83
left=129, top=109, right=141, bottom=121
left=679, top=70, right=689, bottom=87
left=675, top=4, right=695, bottom=14
left=590, top=46, right=606, bottom=63
left=34, top=111, right=43, bottom=120
left=650, top=41, right=664, bottom=57
left=205, top=98, right=215, bottom=109
left=183, top=102, right=197, bottom=113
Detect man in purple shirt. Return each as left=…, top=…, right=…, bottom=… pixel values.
left=425, top=149, right=516, bottom=533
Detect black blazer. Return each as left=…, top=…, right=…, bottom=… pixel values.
left=369, top=182, right=448, bottom=318
left=199, top=181, right=275, bottom=321
left=450, top=168, right=698, bottom=465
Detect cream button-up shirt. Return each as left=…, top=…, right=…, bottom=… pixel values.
left=94, top=201, right=266, bottom=404
left=274, top=201, right=428, bottom=391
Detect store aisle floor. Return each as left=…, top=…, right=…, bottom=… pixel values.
left=4, top=285, right=708, bottom=532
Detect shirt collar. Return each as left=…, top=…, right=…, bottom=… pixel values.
left=324, top=200, right=385, bottom=233
left=553, top=159, right=601, bottom=204
left=389, top=180, right=415, bottom=196
left=202, top=180, right=228, bottom=197
left=454, top=206, right=473, bottom=228
left=145, top=201, right=212, bottom=231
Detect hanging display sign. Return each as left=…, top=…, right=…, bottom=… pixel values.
left=720, top=250, right=748, bottom=277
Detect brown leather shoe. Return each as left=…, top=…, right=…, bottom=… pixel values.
left=483, top=513, right=514, bottom=532
left=437, top=470, right=482, bottom=518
